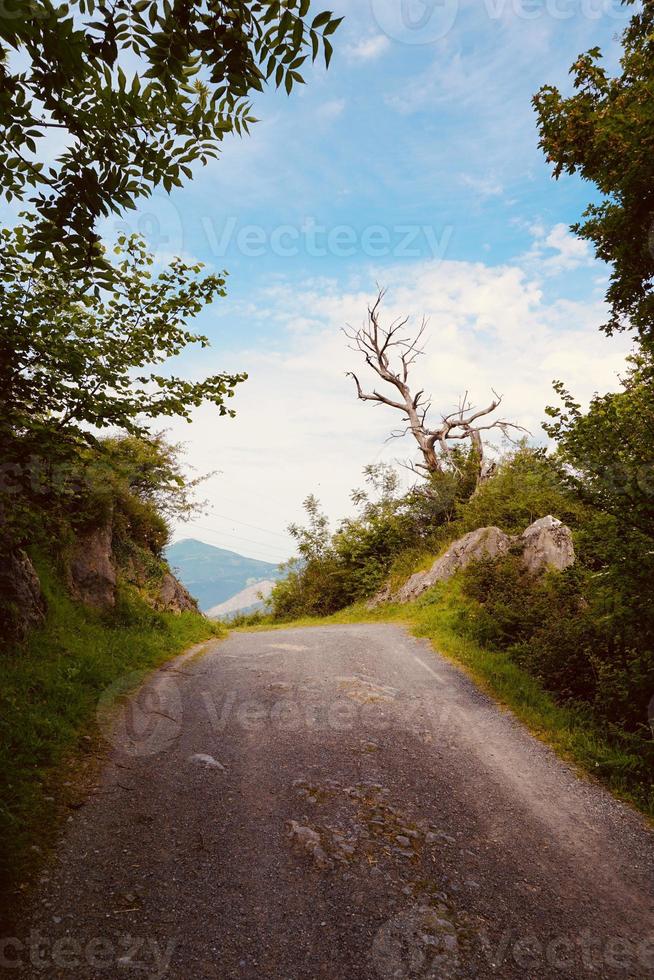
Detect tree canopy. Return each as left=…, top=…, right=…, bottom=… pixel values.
left=534, top=2, right=654, bottom=342
left=545, top=351, right=654, bottom=541
left=0, top=0, right=342, bottom=258
left=0, top=226, right=246, bottom=464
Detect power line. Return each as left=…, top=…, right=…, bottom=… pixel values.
left=206, top=511, right=291, bottom=539
left=208, top=486, right=300, bottom=522
left=180, top=521, right=292, bottom=562
left=189, top=521, right=289, bottom=553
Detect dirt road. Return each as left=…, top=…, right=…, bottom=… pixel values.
left=14, top=624, right=654, bottom=978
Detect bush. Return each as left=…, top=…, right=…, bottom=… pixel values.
left=269, top=457, right=481, bottom=620
left=271, top=443, right=654, bottom=744
left=458, top=548, right=654, bottom=735
left=454, top=446, right=583, bottom=535
left=269, top=557, right=351, bottom=620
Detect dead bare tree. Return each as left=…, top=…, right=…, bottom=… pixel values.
left=344, top=289, right=527, bottom=482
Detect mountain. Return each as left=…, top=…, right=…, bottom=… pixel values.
left=206, top=579, right=276, bottom=620
left=165, top=538, right=282, bottom=612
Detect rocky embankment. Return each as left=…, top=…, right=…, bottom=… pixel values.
left=3, top=519, right=197, bottom=642
left=369, top=515, right=574, bottom=608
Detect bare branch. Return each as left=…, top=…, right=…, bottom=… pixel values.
left=345, top=289, right=525, bottom=483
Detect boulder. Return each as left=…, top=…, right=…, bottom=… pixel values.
left=67, top=522, right=116, bottom=609
left=394, top=526, right=512, bottom=603
left=155, top=571, right=198, bottom=614
left=521, top=515, right=575, bottom=575
left=0, top=549, right=47, bottom=641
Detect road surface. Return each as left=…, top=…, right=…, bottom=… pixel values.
left=14, top=624, right=654, bottom=978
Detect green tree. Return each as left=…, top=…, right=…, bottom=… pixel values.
left=0, top=0, right=342, bottom=257
left=87, top=431, right=210, bottom=556
left=288, top=493, right=332, bottom=563
left=534, top=3, right=654, bottom=341
left=545, top=351, right=654, bottom=541
left=0, top=226, right=246, bottom=472
left=92, top=430, right=209, bottom=523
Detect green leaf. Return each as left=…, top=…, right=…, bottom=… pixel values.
left=311, top=10, right=332, bottom=28
left=324, top=16, right=343, bottom=36
left=324, top=37, right=333, bottom=68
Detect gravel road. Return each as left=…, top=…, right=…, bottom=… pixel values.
left=13, top=624, right=654, bottom=979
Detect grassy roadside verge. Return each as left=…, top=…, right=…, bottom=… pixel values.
left=237, top=586, right=654, bottom=822
left=0, top=561, right=220, bottom=908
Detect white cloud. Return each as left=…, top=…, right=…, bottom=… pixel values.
left=461, top=173, right=503, bottom=198
left=169, top=256, right=631, bottom=560
left=316, top=98, right=346, bottom=120
left=543, top=223, right=593, bottom=270
left=524, top=222, right=595, bottom=275
left=346, top=34, right=391, bottom=61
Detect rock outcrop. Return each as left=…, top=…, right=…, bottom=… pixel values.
left=1, top=510, right=204, bottom=644
left=0, top=549, right=47, bottom=641
left=67, top=522, right=117, bottom=609
left=66, top=520, right=200, bottom=614
left=369, top=515, right=575, bottom=608
left=520, top=515, right=575, bottom=575
left=154, top=571, right=198, bottom=614
left=366, top=582, right=394, bottom=610
left=394, top=526, right=512, bottom=603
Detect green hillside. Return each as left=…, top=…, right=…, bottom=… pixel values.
left=166, top=538, right=283, bottom=611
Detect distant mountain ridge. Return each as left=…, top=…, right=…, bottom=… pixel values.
left=165, top=538, right=283, bottom=612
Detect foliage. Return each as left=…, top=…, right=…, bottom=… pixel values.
left=287, top=493, right=332, bottom=564
left=533, top=2, right=654, bottom=341
left=269, top=453, right=493, bottom=620
left=93, top=429, right=207, bottom=522
left=90, top=431, right=210, bottom=563
left=0, top=0, right=343, bottom=257
left=1, top=228, right=244, bottom=460
left=0, top=228, right=244, bottom=549
left=457, top=538, right=654, bottom=737
left=268, top=555, right=346, bottom=620
left=545, top=351, right=654, bottom=540
left=269, top=448, right=581, bottom=622
left=452, top=444, right=583, bottom=535
left=270, top=496, right=346, bottom=618
left=459, top=558, right=601, bottom=704
left=445, top=441, right=654, bottom=738
left=1, top=429, right=206, bottom=603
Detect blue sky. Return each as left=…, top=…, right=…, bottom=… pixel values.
left=113, top=0, right=628, bottom=292
left=107, top=1, right=633, bottom=562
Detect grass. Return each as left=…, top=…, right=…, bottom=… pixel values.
left=238, top=582, right=654, bottom=821
left=0, top=560, right=220, bottom=905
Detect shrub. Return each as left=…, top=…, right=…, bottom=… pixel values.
left=454, top=446, right=583, bottom=535
left=458, top=548, right=654, bottom=735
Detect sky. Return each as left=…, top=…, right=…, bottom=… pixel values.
left=104, top=0, right=633, bottom=565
